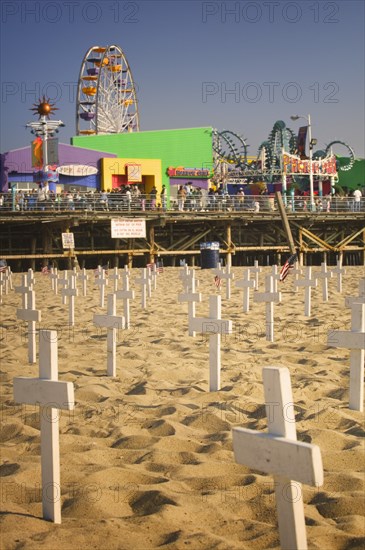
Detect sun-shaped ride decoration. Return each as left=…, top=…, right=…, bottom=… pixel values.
left=30, top=95, right=58, bottom=119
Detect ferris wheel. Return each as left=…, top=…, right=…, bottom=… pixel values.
left=76, top=45, right=140, bottom=135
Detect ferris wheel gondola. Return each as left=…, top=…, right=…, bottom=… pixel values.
left=76, top=45, right=140, bottom=135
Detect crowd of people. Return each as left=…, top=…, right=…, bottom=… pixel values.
left=0, top=183, right=363, bottom=213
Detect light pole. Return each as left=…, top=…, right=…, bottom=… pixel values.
left=290, top=114, right=317, bottom=211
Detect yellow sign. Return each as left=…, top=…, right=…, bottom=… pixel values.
left=126, top=163, right=142, bottom=182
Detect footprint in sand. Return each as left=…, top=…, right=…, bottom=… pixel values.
left=111, top=435, right=158, bottom=449
left=128, top=490, right=177, bottom=516
left=325, top=388, right=347, bottom=400
left=0, top=463, right=20, bottom=476
left=0, top=422, right=23, bottom=443
left=126, top=381, right=148, bottom=395
left=298, top=358, right=318, bottom=367
left=143, top=419, right=176, bottom=436
left=157, top=531, right=182, bottom=546
left=154, top=406, right=176, bottom=418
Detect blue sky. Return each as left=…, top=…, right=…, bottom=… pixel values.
left=1, top=0, right=364, bottom=158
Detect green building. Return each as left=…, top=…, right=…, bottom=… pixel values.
left=72, top=127, right=214, bottom=194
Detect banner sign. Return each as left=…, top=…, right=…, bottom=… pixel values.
left=111, top=218, right=146, bottom=239
left=31, top=138, right=59, bottom=167
left=297, top=126, right=308, bottom=157
left=167, top=166, right=210, bottom=178
left=62, top=233, right=75, bottom=249
left=283, top=153, right=337, bottom=176
left=47, top=138, right=59, bottom=165
left=31, top=137, right=43, bottom=168
left=57, top=164, right=98, bottom=176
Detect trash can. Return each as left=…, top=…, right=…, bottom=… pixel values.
left=200, top=242, right=220, bottom=269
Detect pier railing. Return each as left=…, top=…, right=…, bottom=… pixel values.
left=0, top=192, right=364, bottom=214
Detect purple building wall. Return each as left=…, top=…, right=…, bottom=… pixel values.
left=0, top=143, right=117, bottom=192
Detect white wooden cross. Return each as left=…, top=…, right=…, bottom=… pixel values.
left=61, top=274, right=78, bottom=326
left=1, top=270, right=7, bottom=298
left=291, top=262, right=303, bottom=293
left=294, top=266, right=318, bottom=317
left=148, top=263, right=158, bottom=291
left=115, top=271, right=135, bottom=329
left=180, top=270, right=199, bottom=294
left=77, top=268, right=89, bottom=297
left=95, top=268, right=108, bottom=308
left=179, top=264, right=191, bottom=284
left=8, top=267, right=13, bottom=290
left=146, top=267, right=153, bottom=298
left=15, top=274, right=31, bottom=308
left=58, top=271, right=69, bottom=305
left=328, top=302, right=365, bottom=411
left=235, top=268, right=256, bottom=313
left=271, top=265, right=281, bottom=293
left=254, top=275, right=281, bottom=342
left=213, top=264, right=235, bottom=299
left=316, top=262, right=333, bottom=302
left=27, top=268, right=35, bottom=288
left=250, top=260, right=262, bottom=291
left=345, top=279, right=365, bottom=308
left=331, top=259, right=346, bottom=293
left=178, top=270, right=202, bottom=337
left=49, top=268, right=58, bottom=294
left=2, top=268, right=11, bottom=294
left=1, top=268, right=13, bottom=299
left=93, top=294, right=125, bottom=377
left=13, top=329, right=75, bottom=523
left=17, top=289, right=41, bottom=363
left=109, top=267, right=120, bottom=293
left=232, top=366, right=323, bottom=550
left=189, top=295, right=233, bottom=391
left=135, top=268, right=150, bottom=309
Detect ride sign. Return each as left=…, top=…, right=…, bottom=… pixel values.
left=111, top=219, right=146, bottom=239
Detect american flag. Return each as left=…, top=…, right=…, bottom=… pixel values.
left=41, top=265, right=51, bottom=275
left=214, top=275, right=221, bottom=289
left=279, top=253, right=298, bottom=282
left=147, top=262, right=164, bottom=274
left=94, top=266, right=109, bottom=277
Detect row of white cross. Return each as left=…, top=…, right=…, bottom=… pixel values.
left=8, top=264, right=364, bottom=548
left=12, top=265, right=364, bottom=406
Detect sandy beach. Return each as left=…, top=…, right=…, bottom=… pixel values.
left=1, top=265, right=364, bottom=550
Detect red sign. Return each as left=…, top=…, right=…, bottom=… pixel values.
left=283, top=153, right=337, bottom=176
left=167, top=167, right=210, bottom=178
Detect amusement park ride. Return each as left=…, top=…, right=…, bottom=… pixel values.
left=212, top=121, right=355, bottom=187
left=76, top=45, right=139, bottom=135
left=27, top=43, right=355, bottom=197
